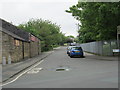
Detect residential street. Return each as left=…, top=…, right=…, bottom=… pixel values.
left=3, top=46, right=118, bottom=88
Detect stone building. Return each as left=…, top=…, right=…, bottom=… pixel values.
left=0, top=19, right=41, bottom=64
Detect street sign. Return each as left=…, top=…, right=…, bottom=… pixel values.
left=113, top=49, right=120, bottom=52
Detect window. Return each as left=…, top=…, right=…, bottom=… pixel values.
left=14, top=39, right=20, bottom=46
left=71, top=47, right=82, bottom=50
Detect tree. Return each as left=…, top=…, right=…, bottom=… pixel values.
left=66, top=2, right=120, bottom=43
left=18, top=18, right=67, bottom=51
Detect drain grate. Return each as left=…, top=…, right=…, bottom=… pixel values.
left=56, top=67, right=70, bottom=72
left=56, top=68, right=65, bottom=71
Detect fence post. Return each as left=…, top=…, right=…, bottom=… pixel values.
left=109, top=40, right=111, bottom=56
left=101, top=41, right=103, bottom=55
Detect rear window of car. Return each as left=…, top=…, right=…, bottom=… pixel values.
left=67, top=46, right=74, bottom=49
left=71, top=47, right=82, bottom=50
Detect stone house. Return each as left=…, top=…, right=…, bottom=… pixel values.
left=0, top=19, right=41, bottom=64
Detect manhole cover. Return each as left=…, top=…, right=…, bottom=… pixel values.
left=56, top=67, right=70, bottom=72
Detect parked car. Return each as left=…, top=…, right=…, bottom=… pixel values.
left=67, top=46, right=75, bottom=55
left=69, top=42, right=76, bottom=46
left=69, top=46, right=84, bottom=58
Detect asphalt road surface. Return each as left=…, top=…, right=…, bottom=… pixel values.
left=3, top=47, right=118, bottom=88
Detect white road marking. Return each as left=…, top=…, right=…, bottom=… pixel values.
left=66, top=69, right=70, bottom=71
left=27, top=68, right=43, bottom=74
left=54, top=47, right=61, bottom=50
left=27, top=71, right=39, bottom=74
left=0, top=60, right=44, bottom=86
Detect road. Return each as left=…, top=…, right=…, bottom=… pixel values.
left=3, top=46, right=118, bottom=88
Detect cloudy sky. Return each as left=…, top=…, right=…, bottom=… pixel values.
left=1, top=0, right=79, bottom=37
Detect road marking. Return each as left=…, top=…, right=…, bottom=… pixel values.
left=0, top=60, right=44, bottom=86
left=54, top=47, right=61, bottom=50
left=27, top=68, right=43, bottom=74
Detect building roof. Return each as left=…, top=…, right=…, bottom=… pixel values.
left=0, top=18, right=40, bottom=42
left=0, top=19, right=30, bottom=41
left=0, top=19, right=30, bottom=42
left=1, top=28, right=25, bottom=41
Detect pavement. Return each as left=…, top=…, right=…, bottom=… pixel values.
left=1, top=46, right=118, bottom=83
left=2, top=50, right=54, bottom=82
left=84, top=52, right=119, bottom=61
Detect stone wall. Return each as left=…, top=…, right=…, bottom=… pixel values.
left=24, top=42, right=30, bottom=59
left=2, top=32, right=41, bottom=64
left=1, top=19, right=41, bottom=64
left=39, top=40, right=41, bottom=55
left=30, top=41, right=39, bottom=57
left=2, top=32, right=23, bottom=63
left=2, top=32, right=12, bottom=63
left=0, top=31, right=2, bottom=63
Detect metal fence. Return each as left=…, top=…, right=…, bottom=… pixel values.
left=79, top=40, right=118, bottom=56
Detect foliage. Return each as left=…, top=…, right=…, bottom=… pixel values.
left=66, top=2, right=120, bottom=43
left=18, top=19, right=67, bottom=51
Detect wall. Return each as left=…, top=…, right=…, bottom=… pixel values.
left=1, top=19, right=41, bottom=64
left=24, top=42, right=30, bottom=59
left=10, top=39, right=23, bottom=62
left=80, top=40, right=117, bottom=56
left=2, top=32, right=41, bottom=64
left=2, top=32, right=23, bottom=63
left=0, top=31, right=2, bottom=63
left=30, top=41, right=40, bottom=57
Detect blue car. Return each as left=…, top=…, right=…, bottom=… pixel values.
left=69, top=46, right=84, bottom=58
left=67, top=46, right=75, bottom=55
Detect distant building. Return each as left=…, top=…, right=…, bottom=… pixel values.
left=0, top=19, right=41, bottom=64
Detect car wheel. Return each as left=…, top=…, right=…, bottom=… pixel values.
left=70, top=56, right=73, bottom=58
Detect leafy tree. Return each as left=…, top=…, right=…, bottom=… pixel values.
left=18, top=19, right=67, bottom=51
left=66, top=2, right=120, bottom=43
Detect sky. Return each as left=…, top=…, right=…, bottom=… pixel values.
left=0, top=0, right=79, bottom=37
